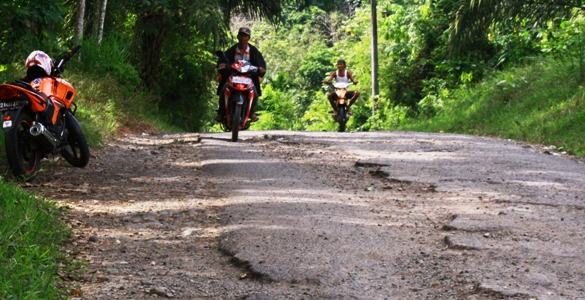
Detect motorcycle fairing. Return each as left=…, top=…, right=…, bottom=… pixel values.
left=0, top=82, right=64, bottom=127
left=335, top=89, right=347, bottom=100
left=36, top=77, right=76, bottom=108
left=333, top=82, right=350, bottom=107
left=231, top=60, right=258, bottom=73
left=0, top=83, right=49, bottom=113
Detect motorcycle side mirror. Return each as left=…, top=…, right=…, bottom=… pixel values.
left=215, top=50, right=228, bottom=63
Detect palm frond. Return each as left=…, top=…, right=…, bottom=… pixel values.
left=219, top=0, right=286, bottom=24
left=448, top=0, right=583, bottom=55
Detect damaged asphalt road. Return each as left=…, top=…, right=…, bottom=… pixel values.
left=25, top=130, right=585, bottom=299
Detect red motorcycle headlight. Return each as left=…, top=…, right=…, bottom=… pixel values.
left=0, top=86, right=20, bottom=100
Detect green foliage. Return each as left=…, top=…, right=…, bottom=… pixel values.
left=157, top=45, right=216, bottom=132
left=255, top=85, right=304, bottom=130
left=302, top=90, right=340, bottom=131
left=400, top=58, right=585, bottom=156
left=297, top=44, right=336, bottom=92
left=75, top=35, right=142, bottom=87
left=0, top=0, right=65, bottom=61
left=540, top=14, right=585, bottom=82
left=0, top=180, right=70, bottom=299
left=448, top=0, right=581, bottom=55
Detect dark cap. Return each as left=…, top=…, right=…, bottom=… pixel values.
left=238, top=27, right=251, bottom=36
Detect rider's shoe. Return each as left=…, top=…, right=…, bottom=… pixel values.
left=250, top=114, right=259, bottom=122
left=347, top=107, right=353, bottom=116
left=214, top=115, right=223, bottom=122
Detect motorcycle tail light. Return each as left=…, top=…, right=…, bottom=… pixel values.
left=0, top=86, right=20, bottom=100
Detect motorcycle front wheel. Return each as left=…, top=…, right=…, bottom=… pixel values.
left=337, top=105, right=347, bottom=132
left=231, top=104, right=241, bottom=142
left=5, top=112, right=42, bottom=181
left=60, top=111, right=90, bottom=168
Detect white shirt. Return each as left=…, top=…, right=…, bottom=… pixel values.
left=335, top=70, right=349, bottom=84
left=235, top=45, right=250, bottom=62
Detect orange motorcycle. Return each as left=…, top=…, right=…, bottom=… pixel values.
left=0, top=46, right=89, bottom=181
left=325, top=82, right=352, bottom=132
left=215, top=51, right=259, bottom=142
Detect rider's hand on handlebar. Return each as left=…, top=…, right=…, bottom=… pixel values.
left=259, top=67, right=266, bottom=76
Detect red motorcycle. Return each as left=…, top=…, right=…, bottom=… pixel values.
left=215, top=51, right=259, bottom=142
left=0, top=46, right=89, bottom=181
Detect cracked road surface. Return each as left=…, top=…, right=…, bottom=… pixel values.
left=25, top=130, right=585, bottom=299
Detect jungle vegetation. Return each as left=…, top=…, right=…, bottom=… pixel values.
left=1, top=1, right=585, bottom=296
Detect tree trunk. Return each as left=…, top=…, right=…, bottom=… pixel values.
left=98, top=0, right=108, bottom=44
left=73, top=0, right=86, bottom=46
left=135, top=12, right=167, bottom=90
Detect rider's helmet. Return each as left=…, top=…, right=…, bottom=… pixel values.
left=25, top=50, right=54, bottom=79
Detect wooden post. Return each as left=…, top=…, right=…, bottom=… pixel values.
left=371, top=0, right=379, bottom=116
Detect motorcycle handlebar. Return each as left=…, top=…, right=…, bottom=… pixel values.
left=53, top=45, right=81, bottom=76
left=63, top=45, right=81, bottom=61
left=71, top=45, right=81, bottom=54
left=67, top=45, right=81, bottom=59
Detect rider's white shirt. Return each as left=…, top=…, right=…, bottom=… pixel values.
left=335, top=70, right=349, bottom=84
left=235, top=45, right=250, bottom=62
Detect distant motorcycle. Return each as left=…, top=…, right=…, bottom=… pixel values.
left=215, top=50, right=259, bottom=142
left=0, top=46, right=89, bottom=181
left=326, top=82, right=352, bottom=132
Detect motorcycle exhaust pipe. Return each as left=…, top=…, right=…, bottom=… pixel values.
left=30, top=122, right=59, bottom=150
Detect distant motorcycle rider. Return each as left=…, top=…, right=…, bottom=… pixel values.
left=322, top=59, right=359, bottom=116
left=215, top=27, right=266, bottom=122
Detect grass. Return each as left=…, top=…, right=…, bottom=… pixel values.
left=398, top=58, right=585, bottom=156
left=0, top=179, right=70, bottom=299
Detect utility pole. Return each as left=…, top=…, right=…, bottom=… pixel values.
left=371, top=0, right=379, bottom=115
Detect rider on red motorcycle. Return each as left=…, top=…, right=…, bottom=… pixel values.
left=215, top=27, right=266, bottom=122
left=322, top=59, right=359, bottom=116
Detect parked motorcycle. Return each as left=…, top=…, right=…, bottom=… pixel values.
left=215, top=50, right=259, bottom=142
left=0, top=46, right=89, bottom=181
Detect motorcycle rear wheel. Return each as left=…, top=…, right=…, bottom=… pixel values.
left=337, top=105, right=347, bottom=132
left=60, top=112, right=90, bottom=168
left=231, top=105, right=241, bottom=142
left=5, top=112, right=42, bottom=181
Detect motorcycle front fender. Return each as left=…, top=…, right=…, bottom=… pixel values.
left=335, top=88, right=347, bottom=99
